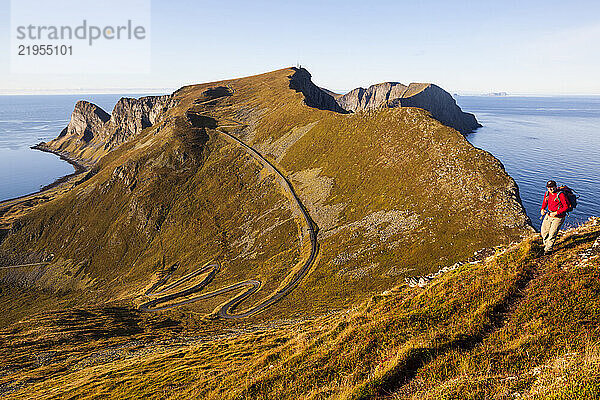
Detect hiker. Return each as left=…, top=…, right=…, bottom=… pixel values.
left=540, top=180, right=568, bottom=254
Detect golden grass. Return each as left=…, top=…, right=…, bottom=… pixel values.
left=0, top=68, right=530, bottom=323
left=1, top=221, right=598, bottom=399
left=0, top=67, right=558, bottom=399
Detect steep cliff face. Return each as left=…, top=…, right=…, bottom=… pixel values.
left=57, top=101, right=110, bottom=143
left=335, top=82, right=407, bottom=111
left=334, top=82, right=481, bottom=134
left=397, top=83, right=481, bottom=134
left=45, top=94, right=175, bottom=163
left=288, top=68, right=348, bottom=113
left=102, top=95, right=174, bottom=147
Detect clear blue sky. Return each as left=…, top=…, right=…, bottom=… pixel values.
left=1, top=0, right=599, bottom=95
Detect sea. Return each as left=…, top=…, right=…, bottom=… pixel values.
left=0, top=94, right=154, bottom=202
left=457, top=96, right=600, bottom=230
left=0, top=94, right=599, bottom=231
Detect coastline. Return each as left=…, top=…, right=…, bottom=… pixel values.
left=30, top=143, right=88, bottom=189
left=0, top=144, right=88, bottom=207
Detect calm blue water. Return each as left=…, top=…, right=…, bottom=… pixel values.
left=458, top=96, right=600, bottom=230
left=0, top=94, right=154, bottom=202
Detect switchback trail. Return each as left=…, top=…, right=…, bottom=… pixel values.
left=0, top=99, right=319, bottom=319
left=0, top=262, right=49, bottom=270
left=139, top=110, right=319, bottom=318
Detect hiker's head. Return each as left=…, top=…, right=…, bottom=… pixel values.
left=546, top=180, right=557, bottom=192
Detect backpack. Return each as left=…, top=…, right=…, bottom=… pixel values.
left=555, top=185, right=578, bottom=213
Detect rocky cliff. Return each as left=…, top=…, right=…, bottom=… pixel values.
left=397, top=83, right=481, bottom=134
left=102, top=95, right=174, bottom=146
left=335, top=82, right=408, bottom=111
left=288, top=68, right=348, bottom=113
left=57, top=101, right=111, bottom=143
left=333, top=82, right=481, bottom=134
left=45, top=94, right=175, bottom=163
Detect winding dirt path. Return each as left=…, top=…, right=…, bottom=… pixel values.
left=1, top=89, right=320, bottom=319
left=139, top=111, right=319, bottom=318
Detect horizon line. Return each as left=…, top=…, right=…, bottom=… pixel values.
left=1, top=83, right=600, bottom=98
left=2, top=90, right=600, bottom=97
left=0, top=88, right=176, bottom=96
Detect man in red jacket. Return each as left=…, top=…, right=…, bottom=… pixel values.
left=540, top=180, right=568, bottom=254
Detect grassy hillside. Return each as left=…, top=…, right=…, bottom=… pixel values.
left=0, top=67, right=595, bottom=399
left=0, top=68, right=531, bottom=326
left=1, top=217, right=598, bottom=399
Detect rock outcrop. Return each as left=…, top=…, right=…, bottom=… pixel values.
left=58, top=101, right=111, bottom=143
left=333, top=82, right=481, bottom=134
left=334, top=82, right=408, bottom=112
left=46, top=95, right=175, bottom=162
left=288, top=68, right=348, bottom=114
left=102, top=95, right=173, bottom=146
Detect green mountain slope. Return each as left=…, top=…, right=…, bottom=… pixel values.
left=0, top=68, right=531, bottom=326
left=3, top=66, right=597, bottom=400
left=1, top=217, right=598, bottom=399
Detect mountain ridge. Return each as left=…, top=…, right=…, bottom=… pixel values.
left=1, top=66, right=530, bottom=325
left=332, top=81, right=481, bottom=134
left=0, top=66, right=568, bottom=398
left=42, top=68, right=480, bottom=164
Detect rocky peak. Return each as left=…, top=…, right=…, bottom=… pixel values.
left=336, top=82, right=408, bottom=111
left=397, top=83, right=481, bottom=134
left=58, top=101, right=110, bottom=143
left=46, top=94, right=175, bottom=162
left=288, top=68, right=348, bottom=114
left=333, top=81, right=481, bottom=134
left=103, top=95, right=174, bottom=147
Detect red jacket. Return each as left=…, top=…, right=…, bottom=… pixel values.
left=541, top=190, right=569, bottom=218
